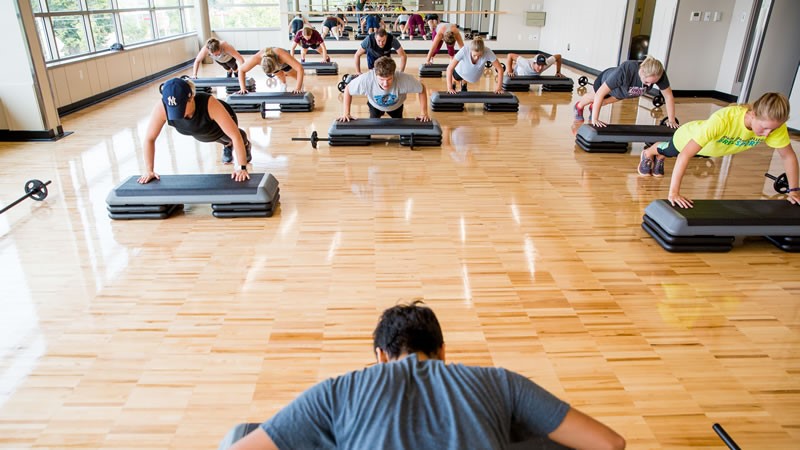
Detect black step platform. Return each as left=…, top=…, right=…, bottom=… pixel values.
left=502, top=75, right=574, bottom=92
left=418, top=63, right=449, bottom=78
left=328, top=118, right=442, bottom=148
left=430, top=91, right=519, bottom=112
left=194, top=77, right=256, bottom=94
left=642, top=199, right=800, bottom=252
left=576, top=124, right=676, bottom=153
left=301, top=61, right=339, bottom=75
left=225, top=92, right=315, bottom=115
left=107, top=173, right=280, bottom=219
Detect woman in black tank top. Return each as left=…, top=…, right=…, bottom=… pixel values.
left=138, top=78, right=251, bottom=184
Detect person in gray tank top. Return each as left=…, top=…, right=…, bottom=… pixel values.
left=218, top=302, right=626, bottom=450
left=192, top=38, right=245, bottom=79
left=138, top=78, right=251, bottom=184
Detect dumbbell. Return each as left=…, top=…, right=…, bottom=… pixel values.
left=652, top=93, right=665, bottom=108
left=765, top=172, right=789, bottom=194
left=578, top=76, right=589, bottom=86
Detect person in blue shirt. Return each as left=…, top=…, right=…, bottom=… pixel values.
left=219, top=301, right=626, bottom=450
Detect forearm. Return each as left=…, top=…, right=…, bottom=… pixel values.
left=400, top=54, right=407, bottom=72
left=343, top=91, right=352, bottom=116
left=143, top=140, right=156, bottom=172
left=669, top=153, right=692, bottom=195
left=779, top=148, right=800, bottom=189
left=418, top=89, right=428, bottom=115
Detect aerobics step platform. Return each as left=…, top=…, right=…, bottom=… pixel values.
left=576, top=124, right=676, bottom=153
left=328, top=118, right=442, bottom=148
left=418, top=63, right=449, bottom=78
left=502, top=75, right=574, bottom=92
left=107, top=173, right=280, bottom=219
left=225, top=92, right=315, bottom=115
left=194, top=77, right=256, bottom=94
left=642, top=199, right=800, bottom=252
left=430, top=91, right=519, bottom=112
left=301, top=61, right=339, bottom=75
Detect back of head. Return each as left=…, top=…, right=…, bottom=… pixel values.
left=261, top=47, right=278, bottom=74
left=443, top=31, right=456, bottom=46
left=374, top=56, right=396, bottom=77
left=639, top=55, right=664, bottom=78
left=206, top=38, right=220, bottom=52
left=750, top=92, right=790, bottom=122
left=373, top=301, right=444, bottom=359
left=471, top=36, right=485, bottom=54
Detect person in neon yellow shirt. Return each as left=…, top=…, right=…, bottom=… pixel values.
left=637, top=92, right=800, bottom=209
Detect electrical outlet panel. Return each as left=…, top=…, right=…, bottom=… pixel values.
left=690, top=11, right=701, bottom=21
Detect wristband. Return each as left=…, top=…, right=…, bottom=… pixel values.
left=788, top=187, right=800, bottom=193
left=239, top=165, right=248, bottom=171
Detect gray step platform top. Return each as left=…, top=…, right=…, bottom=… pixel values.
left=193, top=77, right=255, bottom=88
left=502, top=75, right=574, bottom=85
left=577, top=124, right=675, bottom=143
left=430, top=91, right=519, bottom=104
left=328, top=118, right=442, bottom=137
left=301, top=61, right=338, bottom=69
left=107, top=173, right=279, bottom=206
left=644, top=199, right=800, bottom=236
left=225, top=92, right=315, bottom=105
left=419, top=64, right=449, bottom=72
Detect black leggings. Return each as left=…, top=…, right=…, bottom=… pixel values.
left=368, top=103, right=404, bottom=118
left=216, top=59, right=238, bottom=72
left=217, top=128, right=250, bottom=149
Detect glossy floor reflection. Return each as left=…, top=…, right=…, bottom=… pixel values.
left=0, top=55, right=798, bottom=449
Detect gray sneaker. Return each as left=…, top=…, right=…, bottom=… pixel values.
left=637, top=151, right=653, bottom=176
left=652, top=157, right=665, bottom=177
left=222, top=147, right=233, bottom=164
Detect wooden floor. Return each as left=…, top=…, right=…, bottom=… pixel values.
left=1, top=55, right=799, bottom=449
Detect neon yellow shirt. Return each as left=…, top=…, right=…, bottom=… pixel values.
left=673, top=105, right=790, bottom=157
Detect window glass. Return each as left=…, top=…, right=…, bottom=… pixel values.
left=120, top=11, right=154, bottom=45
left=52, top=15, right=90, bottom=58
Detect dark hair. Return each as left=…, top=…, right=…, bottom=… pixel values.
left=375, top=28, right=388, bottom=38
left=373, top=301, right=444, bottom=359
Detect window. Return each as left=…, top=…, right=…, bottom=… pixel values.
left=209, top=0, right=281, bottom=30
left=32, top=0, right=195, bottom=63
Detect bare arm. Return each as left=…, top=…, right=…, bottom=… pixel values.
left=237, top=51, right=262, bottom=94
left=416, top=83, right=430, bottom=121
left=207, top=97, right=249, bottom=182
left=661, top=87, right=678, bottom=128
left=492, top=59, right=504, bottom=93
left=229, top=427, right=279, bottom=450
left=668, top=139, right=703, bottom=208
left=354, top=48, right=366, bottom=74
left=278, top=48, right=305, bottom=93
left=554, top=54, right=563, bottom=75
left=445, top=57, right=459, bottom=94
left=222, top=41, right=245, bottom=65
left=506, top=53, right=518, bottom=77
left=425, top=33, right=444, bottom=63
left=777, top=145, right=800, bottom=205
left=548, top=407, right=626, bottom=450
left=590, top=83, right=612, bottom=127
left=138, top=103, right=167, bottom=183
left=397, top=47, right=407, bottom=72
left=319, top=42, right=329, bottom=60
left=455, top=30, right=465, bottom=52
left=339, top=85, right=354, bottom=121
left=191, top=47, right=208, bottom=78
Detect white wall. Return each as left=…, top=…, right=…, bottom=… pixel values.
left=788, top=64, right=800, bottom=130
left=648, top=0, right=677, bottom=64
left=46, top=36, right=198, bottom=109
left=748, top=0, right=800, bottom=100
left=539, top=0, right=628, bottom=70
left=715, top=0, right=754, bottom=94
left=665, top=0, right=735, bottom=91
left=492, top=0, right=544, bottom=50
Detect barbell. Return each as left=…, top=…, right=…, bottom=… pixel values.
left=292, top=130, right=422, bottom=150
left=0, top=179, right=52, bottom=215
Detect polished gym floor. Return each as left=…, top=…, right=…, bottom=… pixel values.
left=1, top=55, right=798, bottom=449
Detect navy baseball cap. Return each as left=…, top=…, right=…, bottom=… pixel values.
left=161, top=78, right=192, bottom=120
left=535, top=55, right=547, bottom=65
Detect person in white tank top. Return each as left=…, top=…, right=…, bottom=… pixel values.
left=192, top=38, right=245, bottom=78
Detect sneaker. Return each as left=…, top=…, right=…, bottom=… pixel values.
left=222, top=147, right=233, bottom=164
left=652, top=157, right=665, bottom=177
left=325, top=56, right=331, bottom=63
left=460, top=83, right=468, bottom=92
left=301, top=58, right=305, bottom=63
left=574, top=102, right=584, bottom=121
left=637, top=151, right=653, bottom=176
left=245, top=141, right=252, bottom=163
left=451, top=82, right=457, bottom=91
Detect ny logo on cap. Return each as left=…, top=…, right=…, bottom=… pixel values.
left=168, top=96, right=177, bottom=106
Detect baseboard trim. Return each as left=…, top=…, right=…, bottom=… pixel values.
left=0, top=126, right=72, bottom=142
left=57, top=59, right=194, bottom=116
left=670, top=90, right=738, bottom=103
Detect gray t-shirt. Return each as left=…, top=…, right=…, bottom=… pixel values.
left=513, top=54, right=555, bottom=76
left=454, top=46, right=497, bottom=83
left=261, top=355, right=570, bottom=450
left=598, top=59, right=670, bottom=99
left=347, top=70, right=422, bottom=111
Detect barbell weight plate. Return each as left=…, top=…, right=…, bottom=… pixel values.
left=338, top=81, right=347, bottom=92
left=25, top=179, right=48, bottom=201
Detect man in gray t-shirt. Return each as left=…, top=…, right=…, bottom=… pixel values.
left=221, top=302, right=627, bottom=450
left=340, top=56, right=430, bottom=121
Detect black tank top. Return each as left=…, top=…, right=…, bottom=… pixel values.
left=167, top=93, right=237, bottom=143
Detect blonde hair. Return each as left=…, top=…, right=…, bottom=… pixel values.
left=471, top=36, right=485, bottom=54
left=639, top=55, right=664, bottom=78
left=260, top=47, right=280, bottom=74
left=205, top=38, right=221, bottom=53
left=302, top=26, right=314, bottom=39
left=749, top=92, right=790, bottom=123
left=443, top=31, right=456, bottom=46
